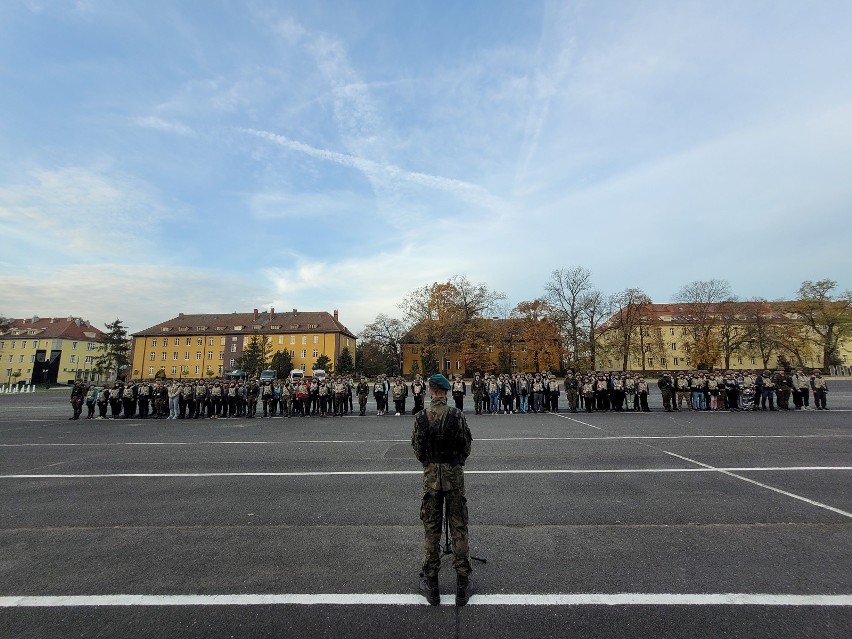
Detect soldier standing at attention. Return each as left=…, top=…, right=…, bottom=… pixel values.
left=412, top=374, right=473, bottom=607
left=69, top=380, right=85, bottom=420
left=657, top=373, right=674, bottom=412
left=411, top=374, right=425, bottom=414
left=451, top=375, right=466, bottom=411
left=470, top=373, right=486, bottom=415
left=356, top=377, right=370, bottom=416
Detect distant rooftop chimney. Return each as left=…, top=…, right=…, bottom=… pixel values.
left=292, top=308, right=298, bottom=314
left=253, top=308, right=259, bottom=320
left=333, top=309, right=339, bottom=321
left=270, top=307, right=275, bottom=318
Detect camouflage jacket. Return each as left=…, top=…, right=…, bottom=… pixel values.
left=411, top=398, right=472, bottom=492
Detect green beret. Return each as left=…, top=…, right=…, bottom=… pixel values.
left=428, top=374, right=451, bottom=390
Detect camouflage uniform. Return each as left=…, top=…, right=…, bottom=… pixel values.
left=411, top=396, right=473, bottom=580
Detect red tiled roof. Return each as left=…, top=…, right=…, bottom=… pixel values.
left=2, top=317, right=107, bottom=340
left=132, top=310, right=356, bottom=338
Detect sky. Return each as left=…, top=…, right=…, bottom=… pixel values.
left=1, top=0, right=851, bottom=336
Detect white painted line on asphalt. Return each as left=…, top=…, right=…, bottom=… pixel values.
left=0, top=593, right=850, bottom=608
left=1, top=467, right=850, bottom=479
left=551, top=413, right=603, bottom=430
left=661, top=450, right=852, bottom=519
left=1, top=434, right=850, bottom=448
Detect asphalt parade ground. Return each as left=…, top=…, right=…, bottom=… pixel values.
left=0, top=385, right=850, bottom=638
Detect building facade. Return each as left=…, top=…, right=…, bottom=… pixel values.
left=595, top=302, right=851, bottom=373
left=0, top=317, right=107, bottom=385
left=130, top=308, right=356, bottom=380
left=400, top=318, right=562, bottom=377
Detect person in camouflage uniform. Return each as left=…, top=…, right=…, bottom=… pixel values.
left=411, top=373, right=473, bottom=607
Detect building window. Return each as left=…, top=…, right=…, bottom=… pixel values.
left=301, top=336, right=307, bottom=345
left=312, top=349, right=318, bottom=358
left=171, top=366, right=177, bottom=375
left=456, top=361, right=462, bottom=370
left=29, top=355, right=35, bottom=363
left=300, top=350, right=307, bottom=358
left=230, top=345, right=237, bottom=353
left=149, top=353, right=156, bottom=361
left=290, top=336, right=295, bottom=345
left=278, top=336, right=284, bottom=345
left=635, top=358, right=642, bottom=367
left=289, top=350, right=295, bottom=357
left=195, top=366, right=199, bottom=374
left=148, top=367, right=154, bottom=375
left=660, top=358, right=667, bottom=367
left=69, top=355, right=77, bottom=364
left=162, top=353, right=167, bottom=361
left=750, top=357, right=756, bottom=365
left=173, top=353, right=179, bottom=360
left=229, top=359, right=235, bottom=367
left=670, top=328, right=675, bottom=336
left=647, top=358, right=654, bottom=367
left=196, top=353, right=201, bottom=360
left=85, top=356, right=93, bottom=364
left=671, top=343, right=677, bottom=351
left=184, top=352, right=190, bottom=360
left=72, top=341, right=78, bottom=349
left=522, top=345, right=527, bottom=352
left=87, top=343, right=97, bottom=350
left=197, top=338, right=203, bottom=346
left=185, top=338, right=191, bottom=346
left=738, top=357, right=743, bottom=365
left=173, top=338, right=179, bottom=346
left=219, top=353, right=224, bottom=360
left=208, top=338, right=215, bottom=346
left=218, top=366, right=223, bottom=374
left=487, top=345, right=494, bottom=353
left=411, top=345, right=419, bottom=354
left=221, top=338, right=226, bottom=346
left=207, top=353, right=213, bottom=360
left=313, top=336, right=318, bottom=344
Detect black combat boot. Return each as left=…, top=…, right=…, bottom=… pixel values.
left=419, top=574, right=439, bottom=606
left=456, top=574, right=469, bottom=606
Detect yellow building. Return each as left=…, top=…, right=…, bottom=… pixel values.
left=130, top=308, right=356, bottom=380
left=0, top=316, right=107, bottom=385
left=595, top=302, right=852, bottom=373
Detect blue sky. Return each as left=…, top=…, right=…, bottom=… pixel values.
left=1, top=0, right=850, bottom=335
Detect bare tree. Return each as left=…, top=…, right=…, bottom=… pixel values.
left=673, top=279, right=734, bottom=369
left=604, top=288, right=652, bottom=371
left=360, top=314, right=407, bottom=377
left=544, top=266, right=593, bottom=365
left=582, top=289, right=608, bottom=369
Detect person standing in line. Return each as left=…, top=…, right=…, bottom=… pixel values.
left=412, top=374, right=473, bottom=607
left=451, top=375, right=466, bottom=411
left=811, top=370, right=828, bottom=410
left=69, top=380, right=86, bottom=420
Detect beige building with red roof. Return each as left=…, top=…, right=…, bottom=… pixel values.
left=130, top=308, right=357, bottom=380
left=0, top=317, right=107, bottom=385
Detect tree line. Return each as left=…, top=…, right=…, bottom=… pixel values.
left=355, top=271, right=851, bottom=377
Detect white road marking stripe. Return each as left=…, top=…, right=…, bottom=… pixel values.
left=1, top=434, right=849, bottom=447
left=551, top=413, right=603, bottom=429
left=661, top=450, right=852, bottom=519
left=1, top=467, right=850, bottom=479
left=0, top=593, right=849, bottom=608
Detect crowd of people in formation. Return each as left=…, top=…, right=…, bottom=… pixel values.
left=67, top=367, right=831, bottom=420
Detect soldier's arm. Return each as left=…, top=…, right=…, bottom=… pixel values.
left=458, top=411, right=472, bottom=464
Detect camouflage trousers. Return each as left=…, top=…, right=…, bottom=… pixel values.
left=420, top=486, right=471, bottom=578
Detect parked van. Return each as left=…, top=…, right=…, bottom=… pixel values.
left=259, top=370, right=276, bottom=382
left=311, top=369, right=327, bottom=382
left=289, top=369, right=305, bottom=382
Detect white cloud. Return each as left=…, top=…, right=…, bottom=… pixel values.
left=0, top=166, right=170, bottom=268
left=0, top=264, right=266, bottom=334
left=132, top=116, right=195, bottom=137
